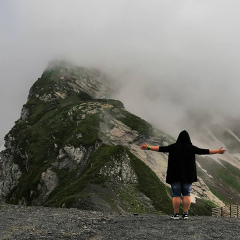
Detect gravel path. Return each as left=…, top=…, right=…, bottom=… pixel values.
left=0, top=204, right=240, bottom=240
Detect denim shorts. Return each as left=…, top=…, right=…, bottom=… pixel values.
left=171, top=182, right=192, bottom=197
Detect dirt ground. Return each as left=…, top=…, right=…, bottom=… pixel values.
left=0, top=204, right=240, bottom=240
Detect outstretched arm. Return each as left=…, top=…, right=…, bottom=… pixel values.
left=209, top=147, right=226, bottom=154
left=140, top=143, right=159, bottom=151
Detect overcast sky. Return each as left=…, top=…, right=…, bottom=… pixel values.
left=1, top=0, right=240, bottom=146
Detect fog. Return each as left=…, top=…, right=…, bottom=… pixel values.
left=1, top=0, right=240, bottom=145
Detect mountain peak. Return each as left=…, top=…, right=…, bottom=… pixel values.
left=29, top=60, right=112, bottom=102
left=0, top=61, right=239, bottom=215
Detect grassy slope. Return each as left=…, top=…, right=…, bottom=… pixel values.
left=43, top=145, right=173, bottom=214
left=197, top=156, right=240, bottom=205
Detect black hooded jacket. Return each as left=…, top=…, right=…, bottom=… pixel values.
left=158, top=130, right=209, bottom=184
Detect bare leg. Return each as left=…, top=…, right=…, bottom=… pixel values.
left=172, top=197, right=181, bottom=213
left=182, top=196, right=191, bottom=213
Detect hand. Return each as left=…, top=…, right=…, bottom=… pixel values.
left=218, top=147, right=226, bottom=154
left=140, top=143, right=148, bottom=150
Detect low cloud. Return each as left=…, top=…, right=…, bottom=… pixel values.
left=1, top=0, right=240, bottom=142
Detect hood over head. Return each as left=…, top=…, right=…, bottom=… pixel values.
left=176, top=130, right=192, bottom=144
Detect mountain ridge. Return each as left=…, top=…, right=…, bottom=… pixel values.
left=0, top=60, right=239, bottom=215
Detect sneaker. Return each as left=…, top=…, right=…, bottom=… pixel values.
left=171, top=213, right=180, bottom=220
left=182, top=213, right=188, bottom=220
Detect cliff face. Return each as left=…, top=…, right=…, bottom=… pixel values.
left=0, top=60, right=238, bottom=215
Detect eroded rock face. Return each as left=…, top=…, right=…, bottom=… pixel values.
left=53, top=142, right=100, bottom=171
left=37, top=169, right=58, bottom=202
left=62, top=145, right=86, bottom=163
left=99, top=118, right=138, bottom=146
left=69, top=77, right=110, bottom=99
left=4, top=133, right=15, bottom=149
left=99, top=153, right=138, bottom=184
left=0, top=131, right=23, bottom=201
left=67, top=101, right=113, bottom=122
left=51, top=145, right=88, bottom=171
left=0, top=151, right=21, bottom=201
left=19, top=106, right=30, bottom=122
left=34, top=143, right=101, bottom=205
left=39, top=93, right=53, bottom=102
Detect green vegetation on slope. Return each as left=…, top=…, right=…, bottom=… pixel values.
left=197, top=156, right=240, bottom=204
left=6, top=101, right=103, bottom=204
left=129, top=152, right=172, bottom=213
left=42, top=145, right=173, bottom=214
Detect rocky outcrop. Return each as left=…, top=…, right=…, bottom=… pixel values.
left=0, top=131, right=23, bottom=202
left=99, top=118, right=138, bottom=146
left=37, top=169, right=58, bottom=202
left=0, top=151, right=21, bottom=201
left=99, top=154, right=138, bottom=184
left=19, top=106, right=30, bottom=122
left=55, top=145, right=88, bottom=170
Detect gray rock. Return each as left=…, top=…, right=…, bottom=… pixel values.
left=0, top=204, right=239, bottom=240
left=39, top=93, right=53, bottom=102
left=0, top=151, right=21, bottom=200
left=99, top=154, right=138, bottom=184
left=19, top=106, right=29, bottom=122
left=36, top=169, right=58, bottom=202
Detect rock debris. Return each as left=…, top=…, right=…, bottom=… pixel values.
left=0, top=204, right=240, bottom=240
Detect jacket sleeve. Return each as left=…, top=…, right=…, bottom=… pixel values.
left=158, top=144, right=174, bottom=153
left=193, top=145, right=209, bottom=155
